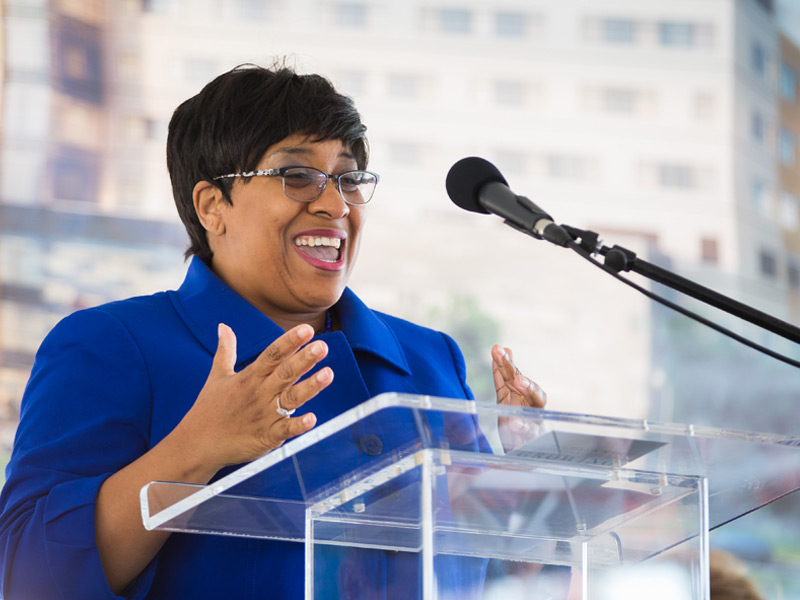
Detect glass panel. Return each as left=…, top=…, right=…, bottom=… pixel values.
left=142, top=393, right=800, bottom=598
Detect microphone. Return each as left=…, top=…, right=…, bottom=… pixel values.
left=445, top=157, right=572, bottom=246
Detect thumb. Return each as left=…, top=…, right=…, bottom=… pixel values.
left=211, top=323, right=237, bottom=375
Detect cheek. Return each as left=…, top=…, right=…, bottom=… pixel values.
left=348, top=210, right=367, bottom=251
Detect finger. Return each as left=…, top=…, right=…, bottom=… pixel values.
left=276, top=366, right=334, bottom=413
left=273, top=412, right=318, bottom=443
left=491, top=345, right=512, bottom=387
left=511, top=375, right=547, bottom=408
left=494, top=345, right=517, bottom=383
left=252, top=324, right=316, bottom=375
left=210, top=323, right=237, bottom=376
left=266, top=339, right=329, bottom=396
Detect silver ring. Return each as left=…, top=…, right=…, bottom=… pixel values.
left=275, top=395, right=295, bottom=418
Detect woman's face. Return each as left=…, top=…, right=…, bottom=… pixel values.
left=203, top=134, right=368, bottom=324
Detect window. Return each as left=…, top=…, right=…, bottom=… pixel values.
left=493, top=80, right=526, bottom=106
left=145, top=118, right=167, bottom=141
left=759, top=248, right=777, bottom=278
left=779, top=191, right=799, bottom=230
left=659, top=22, right=694, bottom=47
left=184, top=58, right=217, bottom=84
left=780, top=127, right=796, bottom=165
left=700, top=238, right=719, bottom=264
left=751, top=111, right=765, bottom=144
left=602, top=88, right=636, bottom=114
left=336, top=3, right=366, bottom=28
left=751, top=178, right=770, bottom=215
left=494, top=150, right=527, bottom=175
left=141, top=0, right=174, bottom=13
left=236, top=0, right=268, bottom=19
left=387, top=73, right=420, bottom=100
left=52, top=146, right=100, bottom=203
left=496, top=12, right=526, bottom=37
left=603, top=18, right=637, bottom=43
left=751, top=41, right=767, bottom=77
left=547, top=155, right=595, bottom=180
left=55, top=17, right=104, bottom=105
left=658, top=164, right=694, bottom=188
left=388, top=141, right=420, bottom=166
left=753, top=0, right=774, bottom=13
left=781, top=62, right=797, bottom=102
left=439, top=9, right=471, bottom=34
left=336, top=70, right=365, bottom=96
left=788, top=259, right=800, bottom=289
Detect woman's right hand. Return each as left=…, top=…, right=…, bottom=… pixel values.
left=96, top=322, right=331, bottom=593
left=177, top=322, right=333, bottom=473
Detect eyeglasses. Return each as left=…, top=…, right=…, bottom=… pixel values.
left=213, top=166, right=380, bottom=205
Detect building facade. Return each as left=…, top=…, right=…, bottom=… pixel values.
left=0, top=0, right=798, bottom=430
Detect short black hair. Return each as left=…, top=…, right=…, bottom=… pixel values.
left=166, top=63, right=369, bottom=263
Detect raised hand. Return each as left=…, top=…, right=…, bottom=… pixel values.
left=491, top=344, right=547, bottom=453
left=176, top=323, right=333, bottom=472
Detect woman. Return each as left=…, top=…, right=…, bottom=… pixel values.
left=0, top=64, right=546, bottom=599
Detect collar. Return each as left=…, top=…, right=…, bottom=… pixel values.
left=336, top=288, right=410, bottom=376
left=170, top=257, right=410, bottom=375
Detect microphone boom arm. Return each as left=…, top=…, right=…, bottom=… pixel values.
left=558, top=225, right=800, bottom=346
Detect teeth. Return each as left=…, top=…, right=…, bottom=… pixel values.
left=294, top=236, right=342, bottom=249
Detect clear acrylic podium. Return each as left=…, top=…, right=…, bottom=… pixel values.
left=141, top=394, right=800, bottom=599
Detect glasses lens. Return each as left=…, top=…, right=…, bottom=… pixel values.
left=282, top=168, right=327, bottom=202
left=338, top=171, right=378, bottom=205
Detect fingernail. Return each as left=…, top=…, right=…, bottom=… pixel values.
left=502, top=349, right=510, bottom=361
left=310, top=341, right=326, bottom=357
left=297, top=324, right=314, bottom=338
left=518, top=377, right=532, bottom=389
left=315, top=368, right=331, bottom=383
left=303, top=413, right=316, bottom=427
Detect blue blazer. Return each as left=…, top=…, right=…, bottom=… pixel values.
left=0, top=258, right=487, bottom=599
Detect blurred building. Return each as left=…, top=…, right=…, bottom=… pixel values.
left=0, top=0, right=799, bottom=434
left=778, top=31, right=800, bottom=321
left=0, top=0, right=186, bottom=429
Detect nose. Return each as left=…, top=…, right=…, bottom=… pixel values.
left=308, top=177, right=350, bottom=220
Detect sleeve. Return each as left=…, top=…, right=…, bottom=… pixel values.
left=439, top=331, right=494, bottom=455
left=0, top=308, right=158, bottom=600
left=439, top=331, right=476, bottom=401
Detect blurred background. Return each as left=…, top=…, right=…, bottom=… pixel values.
left=0, top=0, right=799, bottom=595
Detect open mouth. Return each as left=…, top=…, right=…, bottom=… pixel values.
left=294, top=235, right=342, bottom=262
left=292, top=233, right=346, bottom=271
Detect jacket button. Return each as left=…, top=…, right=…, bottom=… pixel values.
left=358, top=434, right=383, bottom=456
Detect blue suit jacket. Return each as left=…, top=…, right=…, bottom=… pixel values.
left=0, top=258, right=488, bottom=599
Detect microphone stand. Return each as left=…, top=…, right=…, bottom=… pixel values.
left=557, top=225, right=800, bottom=346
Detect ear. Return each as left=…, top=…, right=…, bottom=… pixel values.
left=193, top=180, right=227, bottom=237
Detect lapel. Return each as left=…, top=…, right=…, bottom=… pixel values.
left=170, top=258, right=412, bottom=375
left=169, top=258, right=285, bottom=365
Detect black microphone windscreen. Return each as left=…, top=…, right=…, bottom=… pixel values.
left=445, top=157, right=508, bottom=214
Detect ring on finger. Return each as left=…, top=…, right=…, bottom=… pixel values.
left=275, top=395, right=295, bottom=418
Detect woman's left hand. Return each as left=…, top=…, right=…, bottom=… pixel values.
left=491, top=344, right=547, bottom=452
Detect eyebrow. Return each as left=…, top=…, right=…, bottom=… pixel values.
left=268, top=145, right=356, bottom=161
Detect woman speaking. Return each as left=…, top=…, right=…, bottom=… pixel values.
left=0, top=64, right=546, bottom=599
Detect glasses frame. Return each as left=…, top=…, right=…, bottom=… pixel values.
left=213, top=166, right=380, bottom=205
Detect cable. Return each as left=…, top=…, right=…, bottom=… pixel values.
left=565, top=240, right=800, bottom=370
